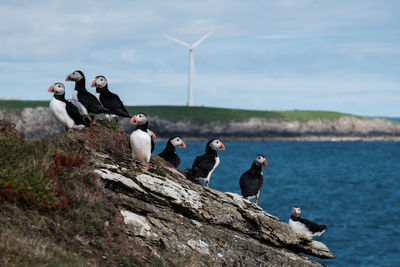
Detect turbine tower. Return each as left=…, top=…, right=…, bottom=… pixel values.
left=165, top=32, right=213, bottom=106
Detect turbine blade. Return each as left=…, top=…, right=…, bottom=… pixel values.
left=192, top=31, right=213, bottom=48
left=164, top=35, right=191, bottom=48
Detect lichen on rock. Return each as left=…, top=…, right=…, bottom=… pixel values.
left=86, top=126, right=335, bottom=266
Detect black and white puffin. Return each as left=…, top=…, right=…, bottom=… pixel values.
left=48, top=82, right=89, bottom=131
left=91, top=75, right=130, bottom=119
left=158, top=136, right=186, bottom=168
left=129, top=113, right=156, bottom=171
left=289, top=206, right=327, bottom=238
left=65, top=70, right=108, bottom=122
left=147, top=129, right=157, bottom=153
left=187, top=138, right=225, bottom=188
left=239, top=155, right=267, bottom=205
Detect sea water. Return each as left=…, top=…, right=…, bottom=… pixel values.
left=153, top=141, right=400, bottom=266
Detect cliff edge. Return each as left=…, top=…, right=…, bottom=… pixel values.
left=0, top=119, right=334, bottom=266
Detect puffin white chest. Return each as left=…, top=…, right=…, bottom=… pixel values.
left=95, top=92, right=101, bottom=102
left=201, top=156, right=220, bottom=182
left=130, top=129, right=152, bottom=163
left=49, top=98, right=74, bottom=129
left=289, top=219, right=312, bottom=238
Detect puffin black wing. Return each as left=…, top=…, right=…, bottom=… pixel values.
left=151, top=139, right=155, bottom=153
left=78, top=91, right=108, bottom=114
left=188, top=154, right=215, bottom=179
left=239, top=170, right=263, bottom=198
left=158, top=151, right=180, bottom=168
left=170, top=155, right=180, bottom=168
left=99, top=92, right=130, bottom=117
left=66, top=101, right=90, bottom=127
left=297, top=217, right=327, bottom=234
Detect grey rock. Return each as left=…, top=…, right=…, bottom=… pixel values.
left=92, top=153, right=334, bottom=266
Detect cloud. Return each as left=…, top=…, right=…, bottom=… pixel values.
left=0, top=0, right=399, bottom=116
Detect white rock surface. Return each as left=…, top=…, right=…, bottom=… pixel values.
left=187, top=239, right=210, bottom=255
left=120, top=210, right=157, bottom=239
left=94, top=169, right=146, bottom=193
left=136, top=174, right=203, bottom=210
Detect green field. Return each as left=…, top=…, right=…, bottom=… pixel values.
left=0, top=100, right=355, bottom=124
left=0, top=100, right=49, bottom=109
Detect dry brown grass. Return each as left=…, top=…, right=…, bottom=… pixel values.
left=0, top=121, right=199, bottom=267
left=0, top=121, right=151, bottom=266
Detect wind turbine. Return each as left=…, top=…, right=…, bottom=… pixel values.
left=164, top=31, right=213, bottom=106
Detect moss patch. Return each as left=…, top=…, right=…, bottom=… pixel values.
left=96, top=118, right=120, bottom=130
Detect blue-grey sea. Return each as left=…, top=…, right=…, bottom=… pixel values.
left=154, top=141, right=400, bottom=267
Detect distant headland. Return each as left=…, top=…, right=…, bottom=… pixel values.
left=1, top=100, right=400, bottom=140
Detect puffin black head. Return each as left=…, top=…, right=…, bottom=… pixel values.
left=169, top=136, right=186, bottom=148
left=207, top=138, right=225, bottom=151
left=292, top=206, right=301, bottom=217
left=129, top=113, right=148, bottom=125
left=65, top=70, right=85, bottom=82
left=48, top=82, right=65, bottom=95
left=254, top=154, right=267, bottom=167
left=91, top=75, right=107, bottom=88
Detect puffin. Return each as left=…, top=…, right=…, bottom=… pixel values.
left=91, top=75, right=131, bottom=119
left=289, top=206, right=327, bottom=238
left=65, top=70, right=108, bottom=122
left=187, top=138, right=225, bottom=187
left=147, top=129, right=157, bottom=153
left=129, top=113, right=155, bottom=171
left=239, top=155, right=267, bottom=205
left=158, top=136, right=186, bottom=168
left=48, top=82, right=90, bottom=131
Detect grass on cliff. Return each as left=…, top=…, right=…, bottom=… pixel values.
left=0, top=121, right=199, bottom=266
left=0, top=100, right=353, bottom=124
left=0, top=124, right=150, bottom=266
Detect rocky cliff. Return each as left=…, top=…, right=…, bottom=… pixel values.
left=0, top=119, right=334, bottom=266
left=1, top=106, right=400, bottom=140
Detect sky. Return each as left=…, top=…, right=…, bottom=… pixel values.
left=0, top=0, right=399, bottom=116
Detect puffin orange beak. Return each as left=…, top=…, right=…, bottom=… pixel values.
left=219, top=143, right=225, bottom=150
left=129, top=116, right=137, bottom=124
left=65, top=74, right=71, bottom=81
left=263, top=159, right=267, bottom=166
left=152, top=132, right=157, bottom=140
left=48, top=85, right=55, bottom=93
left=179, top=141, right=186, bottom=148
left=91, top=80, right=96, bottom=87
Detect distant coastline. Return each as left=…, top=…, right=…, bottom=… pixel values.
left=1, top=100, right=400, bottom=141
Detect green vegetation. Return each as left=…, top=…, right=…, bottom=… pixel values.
left=0, top=100, right=355, bottom=124
left=96, top=118, right=120, bottom=130
left=0, top=133, right=85, bottom=209
left=0, top=100, right=49, bottom=109
left=127, top=106, right=353, bottom=123
left=0, top=126, right=148, bottom=266
left=149, top=167, right=166, bottom=177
